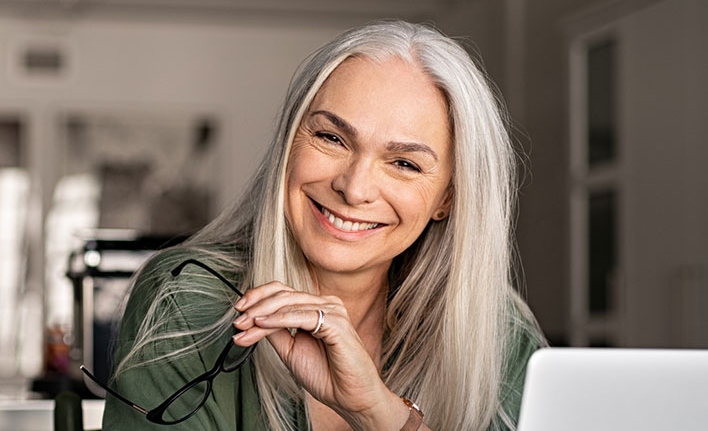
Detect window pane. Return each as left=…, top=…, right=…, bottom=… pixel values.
left=587, top=40, right=617, bottom=166
left=0, top=116, right=30, bottom=379
left=0, top=117, right=24, bottom=168
left=588, top=189, right=617, bottom=314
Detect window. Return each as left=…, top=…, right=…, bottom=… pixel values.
left=569, top=35, right=622, bottom=347
left=0, top=115, right=40, bottom=385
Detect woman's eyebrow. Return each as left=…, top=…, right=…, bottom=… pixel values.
left=309, top=109, right=439, bottom=162
left=309, top=110, right=358, bottom=138
left=386, top=141, right=439, bottom=162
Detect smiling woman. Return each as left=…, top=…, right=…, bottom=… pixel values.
left=285, top=56, right=453, bottom=279
left=98, top=20, right=545, bottom=431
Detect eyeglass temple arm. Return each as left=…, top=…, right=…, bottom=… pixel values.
left=80, top=365, right=149, bottom=416
left=170, top=259, right=244, bottom=297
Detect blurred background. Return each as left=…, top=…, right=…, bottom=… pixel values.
left=0, top=0, right=705, bottom=400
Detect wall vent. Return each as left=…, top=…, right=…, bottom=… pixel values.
left=22, top=45, right=65, bottom=75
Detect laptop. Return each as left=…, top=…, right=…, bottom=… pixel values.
left=517, top=348, right=708, bottom=431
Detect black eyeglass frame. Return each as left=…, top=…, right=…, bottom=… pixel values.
left=80, top=258, right=256, bottom=425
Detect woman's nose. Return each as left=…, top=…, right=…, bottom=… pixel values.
left=331, top=157, right=380, bottom=205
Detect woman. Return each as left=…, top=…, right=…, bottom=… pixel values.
left=96, top=20, right=544, bottom=431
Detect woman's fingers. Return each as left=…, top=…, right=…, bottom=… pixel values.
left=232, top=324, right=282, bottom=346
left=230, top=281, right=389, bottom=418
left=232, top=281, right=344, bottom=344
left=232, top=308, right=324, bottom=346
left=233, top=281, right=295, bottom=312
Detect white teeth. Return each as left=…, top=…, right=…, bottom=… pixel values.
left=321, top=207, right=379, bottom=231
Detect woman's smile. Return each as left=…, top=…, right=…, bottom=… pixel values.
left=284, top=55, right=453, bottom=276
left=317, top=203, right=381, bottom=233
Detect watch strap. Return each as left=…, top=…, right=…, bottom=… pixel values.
left=399, top=397, right=424, bottom=431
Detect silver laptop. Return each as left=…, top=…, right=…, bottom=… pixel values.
left=517, top=348, right=708, bottom=431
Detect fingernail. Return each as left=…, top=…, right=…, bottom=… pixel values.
left=234, top=314, right=247, bottom=326
left=234, top=298, right=246, bottom=310
left=232, top=332, right=245, bottom=342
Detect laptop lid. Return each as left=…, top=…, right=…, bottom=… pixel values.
left=517, top=348, right=708, bottom=431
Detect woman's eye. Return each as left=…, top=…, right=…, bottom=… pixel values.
left=314, top=132, right=343, bottom=145
left=393, top=159, right=422, bottom=172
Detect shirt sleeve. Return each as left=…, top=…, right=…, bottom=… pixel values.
left=492, top=299, right=546, bottom=431
left=101, top=250, right=237, bottom=431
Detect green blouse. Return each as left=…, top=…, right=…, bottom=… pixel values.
left=102, top=249, right=541, bottom=431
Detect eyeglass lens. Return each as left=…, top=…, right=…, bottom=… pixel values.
left=156, top=342, right=254, bottom=423
left=159, top=380, right=211, bottom=424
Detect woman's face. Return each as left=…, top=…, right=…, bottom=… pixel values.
left=285, top=56, right=453, bottom=278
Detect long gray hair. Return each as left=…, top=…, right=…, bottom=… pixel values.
left=118, top=20, right=537, bottom=431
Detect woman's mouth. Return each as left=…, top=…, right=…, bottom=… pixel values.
left=319, top=206, right=380, bottom=232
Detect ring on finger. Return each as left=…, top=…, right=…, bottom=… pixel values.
left=311, top=309, right=325, bottom=335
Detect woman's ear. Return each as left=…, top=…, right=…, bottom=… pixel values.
left=432, top=185, right=454, bottom=221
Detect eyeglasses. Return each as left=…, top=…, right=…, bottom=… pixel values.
left=80, top=258, right=256, bottom=425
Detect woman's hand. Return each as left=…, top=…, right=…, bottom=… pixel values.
left=231, top=281, right=409, bottom=431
